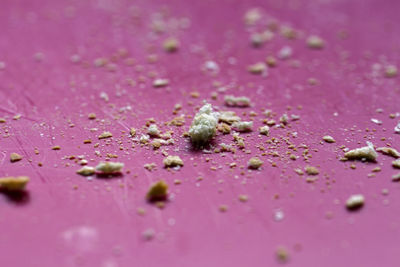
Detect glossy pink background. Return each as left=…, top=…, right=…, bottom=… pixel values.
left=0, top=0, right=399, bottom=266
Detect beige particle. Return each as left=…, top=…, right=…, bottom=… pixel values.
left=248, top=157, right=263, bottom=169
left=76, top=166, right=95, bottom=176
left=393, top=159, right=400, bottom=169
left=163, top=155, right=184, bottom=168
left=344, top=142, right=377, bottom=161
left=346, top=194, right=365, bottom=210
left=98, top=131, right=113, bottom=139
left=88, top=113, right=96, bottom=120
left=376, top=147, right=400, bottom=158
left=248, top=62, right=267, bottom=74
left=307, top=35, right=325, bottom=49
left=163, top=38, right=180, bottom=52
left=0, top=176, right=29, bottom=191
left=153, top=78, right=169, bottom=88
left=322, top=135, right=336, bottom=143
left=146, top=180, right=168, bottom=201
left=95, top=161, right=124, bottom=174
left=276, top=246, right=289, bottom=263
left=385, top=65, right=397, bottom=78
left=218, top=205, right=228, bottom=212
left=238, top=194, right=249, bottom=202
left=305, top=166, right=319, bottom=175
left=10, top=153, right=22, bottom=162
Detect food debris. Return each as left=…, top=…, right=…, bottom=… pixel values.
left=153, top=78, right=169, bottom=88
left=52, top=146, right=61, bottom=150
left=146, top=180, right=168, bottom=201
left=95, top=161, right=124, bottom=174
left=395, top=121, right=400, bottom=134
left=142, top=228, right=155, bottom=241
left=392, top=173, right=400, bottom=182
left=376, top=147, right=400, bottom=158
left=346, top=194, right=365, bottom=210
left=306, top=35, right=325, bottom=49
left=144, top=163, right=157, bottom=171
left=305, top=166, right=319, bottom=175
left=232, top=121, right=253, bottom=132
left=224, top=95, right=251, bottom=107
left=147, top=124, right=160, bottom=137
left=276, top=246, right=289, bottom=263
left=163, top=155, right=184, bottom=168
left=219, top=111, right=241, bottom=124
left=248, top=62, right=267, bottom=74
left=0, top=176, right=29, bottom=191
left=88, top=113, right=96, bottom=120
left=10, top=153, right=23, bottom=162
left=238, top=194, right=249, bottom=202
left=277, top=46, right=292, bottom=59
left=248, top=157, right=263, bottom=169
left=393, top=159, right=400, bottom=169
left=188, top=103, right=219, bottom=144
left=384, top=65, right=398, bottom=78
left=322, top=135, right=336, bottom=143
left=76, top=166, right=95, bottom=176
left=344, top=142, right=378, bottom=161
left=163, top=37, right=180, bottom=52
left=98, top=131, right=113, bottom=139
left=259, top=125, right=270, bottom=136
left=218, top=205, right=228, bottom=212
left=130, top=127, right=136, bottom=137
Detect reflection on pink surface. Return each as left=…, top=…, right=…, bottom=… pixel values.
left=0, top=0, right=399, bottom=266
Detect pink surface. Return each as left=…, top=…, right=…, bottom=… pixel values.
left=0, top=0, right=400, bottom=266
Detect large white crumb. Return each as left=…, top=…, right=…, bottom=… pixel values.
left=395, top=121, right=400, bottom=134
left=346, top=194, right=365, bottom=210
left=95, top=162, right=124, bottom=174
left=147, top=124, right=160, bottom=137
left=344, top=142, right=378, bottom=161
left=232, top=121, right=253, bottom=132
left=189, top=103, right=219, bottom=144
left=224, top=95, right=251, bottom=107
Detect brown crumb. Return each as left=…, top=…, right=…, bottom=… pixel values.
left=322, top=135, right=335, bottom=143
left=52, top=146, right=61, bottom=150
left=88, top=113, right=96, bottom=120
left=147, top=180, right=168, bottom=201
left=163, top=37, right=180, bottom=52
left=276, top=246, right=289, bottom=263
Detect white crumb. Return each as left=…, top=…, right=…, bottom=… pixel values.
left=189, top=103, right=219, bottom=144
left=344, top=142, right=378, bottom=161
left=224, top=95, right=251, bottom=107
left=95, top=161, right=124, bottom=174
left=232, top=121, right=253, bottom=132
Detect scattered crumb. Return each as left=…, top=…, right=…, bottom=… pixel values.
left=88, top=113, right=96, bottom=120
left=385, top=65, right=397, bottom=78
left=76, top=166, right=95, bottom=176
left=232, top=121, right=253, bottom=132
left=346, top=194, right=365, bottom=210
left=238, top=194, right=249, bottom=202
left=392, top=173, right=400, bottom=182
left=393, top=159, right=400, bottom=169
left=322, top=135, right=335, bottom=143
left=307, top=35, right=325, bottom=49
left=10, top=153, right=22, bottom=162
left=153, top=78, right=169, bottom=88
left=98, top=131, right=113, bottom=139
left=144, top=163, right=157, bottom=171
left=130, top=128, right=136, bottom=137
left=224, top=95, right=251, bottom=107
left=305, top=166, right=319, bottom=175
left=95, top=161, right=124, bottom=174
left=248, top=157, right=263, bottom=169
left=0, top=176, right=29, bottom=191
left=248, top=62, right=267, bottom=74
left=344, top=142, right=377, bottom=161
left=219, top=111, right=241, bottom=124
left=218, top=205, right=228, bottom=212
left=147, top=124, right=160, bottom=137
left=276, top=246, right=289, bottom=263
left=163, top=37, right=180, bottom=52
left=147, top=180, right=168, bottom=201
left=163, top=155, right=184, bottom=168
left=52, top=146, right=61, bottom=150
left=376, top=147, right=400, bottom=158
left=259, top=125, right=270, bottom=135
